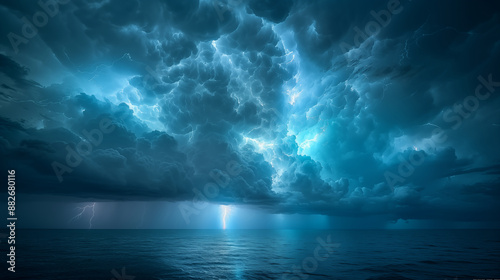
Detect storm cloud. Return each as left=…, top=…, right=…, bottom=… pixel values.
left=1, top=0, right=499, bottom=227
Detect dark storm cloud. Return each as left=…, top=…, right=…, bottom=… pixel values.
left=1, top=0, right=499, bottom=225
left=247, top=0, right=294, bottom=23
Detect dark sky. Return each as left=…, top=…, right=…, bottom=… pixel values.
left=1, top=0, right=499, bottom=229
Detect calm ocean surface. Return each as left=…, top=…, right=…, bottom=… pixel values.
left=2, top=229, right=499, bottom=279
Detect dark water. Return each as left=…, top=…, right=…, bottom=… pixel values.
left=1, top=229, right=499, bottom=279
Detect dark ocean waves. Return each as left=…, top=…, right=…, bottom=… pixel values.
left=2, top=229, right=499, bottom=280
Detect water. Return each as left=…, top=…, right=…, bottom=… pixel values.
left=2, top=229, right=499, bottom=279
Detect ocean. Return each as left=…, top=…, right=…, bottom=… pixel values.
left=2, top=229, right=499, bottom=279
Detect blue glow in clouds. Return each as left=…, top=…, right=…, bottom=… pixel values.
left=0, top=0, right=499, bottom=230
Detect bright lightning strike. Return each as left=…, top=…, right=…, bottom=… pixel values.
left=243, top=136, right=275, bottom=151
left=69, top=202, right=96, bottom=229
left=221, top=205, right=230, bottom=230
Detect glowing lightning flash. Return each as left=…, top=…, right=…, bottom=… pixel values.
left=221, top=205, right=230, bottom=230
left=70, top=202, right=96, bottom=229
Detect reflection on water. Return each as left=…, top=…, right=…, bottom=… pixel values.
left=5, top=229, right=500, bottom=280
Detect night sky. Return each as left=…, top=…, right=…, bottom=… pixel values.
left=1, top=0, right=499, bottom=229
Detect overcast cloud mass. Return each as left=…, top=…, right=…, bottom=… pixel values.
left=0, top=0, right=499, bottom=228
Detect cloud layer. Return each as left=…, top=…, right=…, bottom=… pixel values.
left=1, top=0, right=500, bottom=224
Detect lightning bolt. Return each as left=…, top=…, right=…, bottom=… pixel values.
left=70, top=202, right=96, bottom=229
left=62, top=50, right=132, bottom=81
left=221, top=205, right=230, bottom=230
left=399, top=39, right=410, bottom=65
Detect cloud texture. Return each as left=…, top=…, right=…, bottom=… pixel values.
left=1, top=0, right=500, bottom=224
